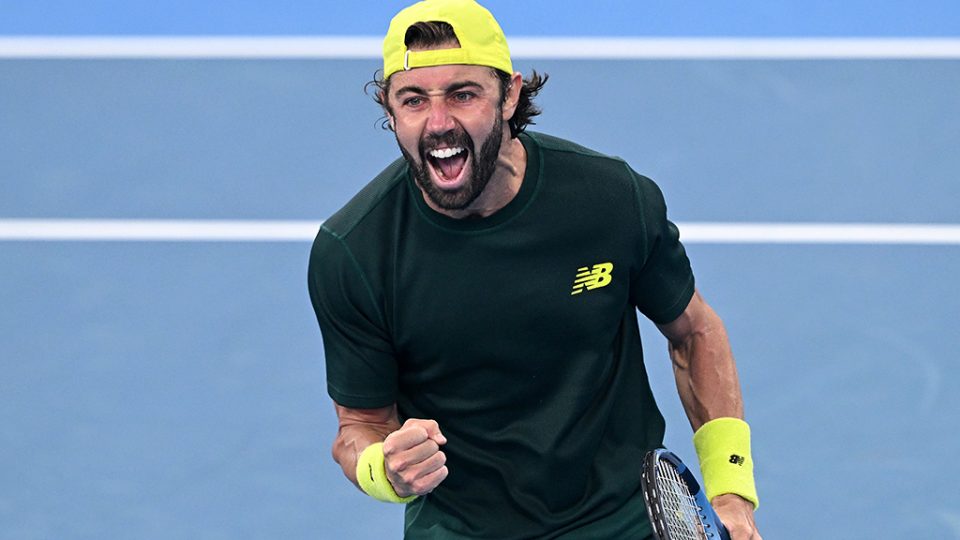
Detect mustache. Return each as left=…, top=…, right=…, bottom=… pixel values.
left=419, top=129, right=474, bottom=156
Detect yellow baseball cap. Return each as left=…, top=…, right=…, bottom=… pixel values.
left=383, top=0, right=514, bottom=80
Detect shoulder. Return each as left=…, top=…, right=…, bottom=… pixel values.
left=525, top=131, right=647, bottom=186
left=525, top=131, right=664, bottom=205
left=309, top=157, right=408, bottom=280
left=320, top=157, right=409, bottom=241
left=525, top=131, right=629, bottom=165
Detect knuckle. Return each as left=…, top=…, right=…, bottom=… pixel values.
left=386, top=455, right=409, bottom=472
left=403, top=424, right=428, bottom=440
left=411, top=479, right=429, bottom=493
left=405, top=418, right=439, bottom=435
left=382, top=434, right=402, bottom=453
left=402, top=472, right=418, bottom=486
left=404, top=418, right=426, bottom=429
left=393, top=469, right=414, bottom=487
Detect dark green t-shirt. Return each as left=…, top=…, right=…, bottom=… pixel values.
left=308, top=132, right=695, bottom=539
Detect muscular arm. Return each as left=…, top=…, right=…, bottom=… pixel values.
left=333, top=403, right=449, bottom=497
left=656, top=289, right=743, bottom=430
left=656, top=289, right=762, bottom=540
left=333, top=403, right=401, bottom=486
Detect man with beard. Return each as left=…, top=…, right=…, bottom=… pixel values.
left=307, top=1, right=762, bottom=538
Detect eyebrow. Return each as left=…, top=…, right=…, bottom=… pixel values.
left=393, top=80, right=486, bottom=98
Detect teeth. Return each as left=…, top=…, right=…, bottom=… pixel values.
left=429, top=147, right=465, bottom=159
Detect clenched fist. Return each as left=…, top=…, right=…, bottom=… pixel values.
left=383, top=418, right=449, bottom=497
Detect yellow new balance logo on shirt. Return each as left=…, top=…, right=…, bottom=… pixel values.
left=571, top=262, right=613, bottom=295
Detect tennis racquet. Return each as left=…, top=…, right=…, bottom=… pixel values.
left=641, top=449, right=730, bottom=540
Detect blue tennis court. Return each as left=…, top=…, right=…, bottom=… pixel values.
left=2, top=3, right=959, bottom=539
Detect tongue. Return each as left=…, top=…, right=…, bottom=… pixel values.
left=437, top=153, right=468, bottom=181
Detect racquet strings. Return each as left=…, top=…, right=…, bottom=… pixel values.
left=654, top=458, right=708, bottom=540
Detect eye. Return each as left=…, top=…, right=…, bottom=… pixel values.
left=452, top=91, right=475, bottom=103
left=402, top=96, right=425, bottom=107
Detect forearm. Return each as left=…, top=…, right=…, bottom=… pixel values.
left=332, top=403, right=400, bottom=486
left=669, top=322, right=743, bottom=429
left=660, top=292, right=744, bottom=430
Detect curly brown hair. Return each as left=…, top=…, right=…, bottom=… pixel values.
left=367, top=20, right=548, bottom=138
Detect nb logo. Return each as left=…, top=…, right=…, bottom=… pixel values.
left=571, top=263, right=614, bottom=295
left=729, top=454, right=745, bottom=466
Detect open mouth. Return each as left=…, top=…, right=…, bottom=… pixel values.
left=426, top=146, right=469, bottom=187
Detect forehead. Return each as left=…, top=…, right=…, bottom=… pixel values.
left=388, top=63, right=499, bottom=94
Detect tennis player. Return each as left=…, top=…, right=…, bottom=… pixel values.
left=308, top=1, right=762, bottom=538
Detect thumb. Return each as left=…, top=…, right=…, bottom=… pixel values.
left=404, top=418, right=447, bottom=445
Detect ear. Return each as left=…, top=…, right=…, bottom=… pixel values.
left=379, top=89, right=397, bottom=131
left=501, top=72, right=523, bottom=121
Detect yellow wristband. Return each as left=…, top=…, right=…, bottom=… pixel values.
left=356, top=442, right=417, bottom=504
left=692, top=417, right=760, bottom=509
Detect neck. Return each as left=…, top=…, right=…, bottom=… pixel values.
left=432, top=131, right=527, bottom=220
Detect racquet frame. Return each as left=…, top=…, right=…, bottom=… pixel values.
left=640, top=449, right=731, bottom=540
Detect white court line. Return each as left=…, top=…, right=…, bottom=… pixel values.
left=678, top=223, right=960, bottom=245
left=0, top=219, right=323, bottom=242
left=1, top=220, right=959, bottom=244
left=2, top=37, right=960, bottom=59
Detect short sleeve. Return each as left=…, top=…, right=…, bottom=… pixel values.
left=307, top=228, right=397, bottom=408
left=629, top=172, right=696, bottom=324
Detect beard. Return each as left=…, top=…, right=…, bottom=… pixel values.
left=399, top=114, right=504, bottom=211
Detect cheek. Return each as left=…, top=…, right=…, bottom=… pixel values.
left=457, top=107, right=499, bottom=139
left=467, top=116, right=500, bottom=144
left=393, top=119, right=424, bottom=154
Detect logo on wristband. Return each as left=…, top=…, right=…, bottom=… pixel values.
left=729, top=454, right=745, bottom=466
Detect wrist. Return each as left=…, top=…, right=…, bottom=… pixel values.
left=693, top=417, right=760, bottom=509
left=355, top=442, right=418, bottom=504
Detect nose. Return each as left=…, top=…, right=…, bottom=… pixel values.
left=425, top=99, right=456, bottom=135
